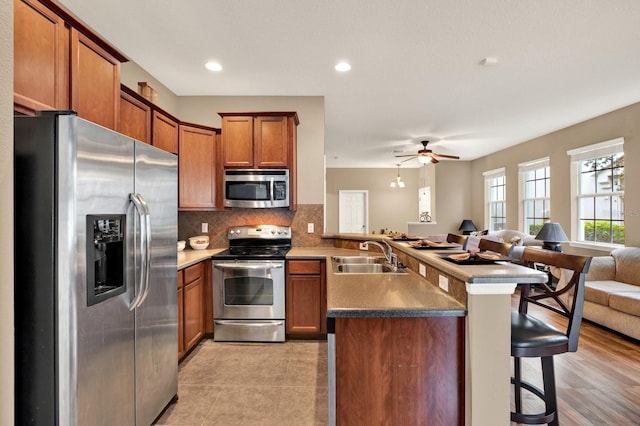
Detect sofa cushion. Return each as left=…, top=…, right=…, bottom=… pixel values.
left=584, top=281, right=640, bottom=306
left=584, top=255, right=616, bottom=281
left=611, top=247, right=640, bottom=286
left=608, top=291, right=640, bottom=316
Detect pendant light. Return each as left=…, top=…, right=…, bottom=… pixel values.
left=390, top=164, right=405, bottom=188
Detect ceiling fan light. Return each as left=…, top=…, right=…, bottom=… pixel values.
left=418, top=156, right=430, bottom=164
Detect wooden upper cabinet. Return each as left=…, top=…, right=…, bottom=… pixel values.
left=14, top=0, right=69, bottom=114
left=254, top=116, right=288, bottom=167
left=153, top=110, right=179, bottom=154
left=14, top=0, right=127, bottom=128
left=179, top=123, right=219, bottom=210
left=220, top=112, right=298, bottom=168
left=119, top=88, right=151, bottom=143
left=70, top=29, right=120, bottom=130
left=221, top=115, right=254, bottom=167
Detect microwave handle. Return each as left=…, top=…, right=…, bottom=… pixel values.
left=270, top=177, right=274, bottom=206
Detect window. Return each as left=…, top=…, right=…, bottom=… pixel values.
left=519, top=158, right=550, bottom=236
left=568, top=139, right=624, bottom=245
left=484, top=168, right=506, bottom=232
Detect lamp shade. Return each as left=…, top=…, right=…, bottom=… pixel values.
left=535, top=222, right=568, bottom=251
left=458, top=219, right=478, bottom=235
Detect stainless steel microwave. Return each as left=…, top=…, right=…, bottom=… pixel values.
left=223, top=169, right=289, bottom=208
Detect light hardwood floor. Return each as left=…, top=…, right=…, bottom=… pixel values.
left=512, top=292, right=640, bottom=425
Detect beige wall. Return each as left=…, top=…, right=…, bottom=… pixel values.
left=121, top=61, right=179, bottom=116
left=326, top=167, right=420, bottom=233
left=470, top=101, right=640, bottom=250
left=177, top=95, right=325, bottom=205
left=326, top=162, right=473, bottom=236
left=1, top=0, right=14, bottom=422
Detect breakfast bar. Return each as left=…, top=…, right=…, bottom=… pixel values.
left=305, top=235, right=547, bottom=426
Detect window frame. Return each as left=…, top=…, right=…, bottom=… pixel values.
left=483, top=167, right=506, bottom=232
left=518, top=158, right=550, bottom=237
left=567, top=138, right=625, bottom=248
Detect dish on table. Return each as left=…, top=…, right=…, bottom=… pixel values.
left=391, top=234, right=422, bottom=241
left=408, top=239, right=461, bottom=249
left=441, top=251, right=510, bottom=264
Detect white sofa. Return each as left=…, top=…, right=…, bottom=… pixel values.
left=487, top=229, right=542, bottom=247
left=578, top=247, right=640, bottom=341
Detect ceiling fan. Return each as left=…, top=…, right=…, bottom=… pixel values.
left=395, top=140, right=460, bottom=164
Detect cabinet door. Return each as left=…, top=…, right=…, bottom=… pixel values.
left=221, top=115, right=254, bottom=167
left=177, top=269, right=184, bottom=359
left=70, top=28, right=120, bottom=130
left=286, top=260, right=326, bottom=335
left=184, top=276, right=204, bottom=352
left=14, top=0, right=69, bottom=114
left=179, top=124, right=217, bottom=210
left=119, top=89, right=151, bottom=143
left=152, top=110, right=179, bottom=154
left=254, top=115, right=289, bottom=167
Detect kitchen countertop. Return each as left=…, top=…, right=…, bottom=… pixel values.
left=177, top=248, right=225, bottom=270
left=288, top=247, right=467, bottom=318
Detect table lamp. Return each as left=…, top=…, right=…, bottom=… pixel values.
left=535, top=222, right=568, bottom=252
left=458, top=219, right=478, bottom=235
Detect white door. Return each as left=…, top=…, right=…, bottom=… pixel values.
left=339, top=190, right=369, bottom=233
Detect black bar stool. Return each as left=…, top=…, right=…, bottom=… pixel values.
left=511, top=248, right=591, bottom=425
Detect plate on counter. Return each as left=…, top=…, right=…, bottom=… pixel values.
left=408, top=240, right=461, bottom=249
left=392, top=235, right=422, bottom=241
left=440, top=252, right=511, bottom=265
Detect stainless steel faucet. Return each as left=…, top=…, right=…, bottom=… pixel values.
left=364, top=240, right=399, bottom=270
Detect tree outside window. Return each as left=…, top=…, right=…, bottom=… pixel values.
left=578, top=153, right=624, bottom=244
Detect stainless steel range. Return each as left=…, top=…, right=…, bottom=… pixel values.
left=212, top=225, right=291, bottom=342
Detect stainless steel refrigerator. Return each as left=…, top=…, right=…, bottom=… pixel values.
left=14, top=111, right=178, bottom=425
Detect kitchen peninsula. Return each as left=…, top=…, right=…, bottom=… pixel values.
left=292, top=234, right=547, bottom=426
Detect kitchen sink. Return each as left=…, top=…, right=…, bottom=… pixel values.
left=331, top=256, right=408, bottom=274
left=331, top=256, right=387, bottom=264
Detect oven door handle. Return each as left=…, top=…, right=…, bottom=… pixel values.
left=214, top=320, right=285, bottom=327
left=213, top=262, right=284, bottom=270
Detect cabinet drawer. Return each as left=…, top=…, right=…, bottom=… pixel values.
left=288, top=260, right=321, bottom=275
left=184, top=262, right=204, bottom=284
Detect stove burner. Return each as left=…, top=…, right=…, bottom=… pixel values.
left=214, top=225, right=292, bottom=260
left=228, top=246, right=289, bottom=257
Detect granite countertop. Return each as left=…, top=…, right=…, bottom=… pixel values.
left=288, top=247, right=467, bottom=318
left=177, top=248, right=225, bottom=270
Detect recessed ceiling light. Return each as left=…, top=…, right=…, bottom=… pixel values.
left=335, top=62, right=351, bottom=72
left=480, top=57, right=498, bottom=66
left=205, top=61, right=222, bottom=72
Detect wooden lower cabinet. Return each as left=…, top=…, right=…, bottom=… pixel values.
left=286, top=259, right=326, bottom=337
left=334, top=316, right=465, bottom=425
left=178, top=261, right=208, bottom=360
left=177, top=269, right=184, bottom=359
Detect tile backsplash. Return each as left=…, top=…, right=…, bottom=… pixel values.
left=178, top=204, right=332, bottom=248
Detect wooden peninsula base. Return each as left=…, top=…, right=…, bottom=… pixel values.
left=333, top=316, right=465, bottom=425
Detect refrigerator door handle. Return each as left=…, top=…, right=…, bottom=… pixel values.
left=129, top=193, right=148, bottom=310
left=137, top=193, right=152, bottom=307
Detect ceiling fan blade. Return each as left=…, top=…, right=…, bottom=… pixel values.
left=432, top=153, right=460, bottom=160
left=430, top=157, right=440, bottom=164
left=400, top=156, right=417, bottom=163
left=394, top=154, right=418, bottom=158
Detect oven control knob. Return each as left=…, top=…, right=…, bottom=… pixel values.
left=271, top=229, right=276, bottom=235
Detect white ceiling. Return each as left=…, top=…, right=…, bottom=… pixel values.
left=58, top=0, right=640, bottom=168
